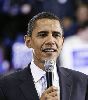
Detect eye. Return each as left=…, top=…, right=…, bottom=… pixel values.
left=37, top=31, right=48, bottom=37
left=52, top=32, right=62, bottom=38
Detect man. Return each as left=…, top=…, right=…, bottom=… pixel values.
left=0, top=12, right=88, bottom=100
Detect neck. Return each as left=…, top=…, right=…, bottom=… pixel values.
left=33, top=55, right=45, bottom=71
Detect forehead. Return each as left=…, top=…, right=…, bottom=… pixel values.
left=33, top=18, right=62, bottom=32
left=36, top=18, right=60, bottom=27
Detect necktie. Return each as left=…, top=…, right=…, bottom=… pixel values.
left=41, top=75, right=47, bottom=94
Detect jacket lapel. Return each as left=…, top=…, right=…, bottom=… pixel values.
left=19, top=64, right=39, bottom=100
left=20, top=80, right=39, bottom=100
left=56, top=63, right=73, bottom=100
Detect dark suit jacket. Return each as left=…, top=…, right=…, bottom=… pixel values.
left=0, top=63, right=88, bottom=100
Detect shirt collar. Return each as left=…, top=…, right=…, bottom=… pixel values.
left=30, top=60, right=46, bottom=83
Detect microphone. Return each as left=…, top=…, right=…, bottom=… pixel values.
left=44, top=60, right=55, bottom=88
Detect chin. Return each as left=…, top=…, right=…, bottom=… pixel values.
left=43, top=56, right=57, bottom=61
left=41, top=52, right=58, bottom=60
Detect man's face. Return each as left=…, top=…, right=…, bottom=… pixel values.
left=26, top=18, right=64, bottom=68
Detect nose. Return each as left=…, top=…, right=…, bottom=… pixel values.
left=45, top=34, right=55, bottom=45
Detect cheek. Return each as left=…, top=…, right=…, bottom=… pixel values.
left=32, top=39, right=44, bottom=49
left=57, top=39, right=63, bottom=47
left=32, top=41, right=41, bottom=52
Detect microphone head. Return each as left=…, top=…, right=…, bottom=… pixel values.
left=44, top=60, right=55, bottom=72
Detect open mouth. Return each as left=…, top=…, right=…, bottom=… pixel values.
left=42, top=48, right=57, bottom=52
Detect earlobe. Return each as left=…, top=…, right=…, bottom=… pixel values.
left=24, top=35, right=31, bottom=48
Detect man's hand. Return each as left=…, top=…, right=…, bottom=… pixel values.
left=40, top=86, right=59, bottom=100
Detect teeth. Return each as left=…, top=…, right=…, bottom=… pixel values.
left=42, top=48, right=55, bottom=52
left=44, top=49, right=54, bottom=52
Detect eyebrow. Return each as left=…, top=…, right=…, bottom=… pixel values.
left=52, top=31, right=62, bottom=35
left=37, top=31, right=48, bottom=34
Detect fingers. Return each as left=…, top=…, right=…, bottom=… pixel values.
left=47, top=91, right=57, bottom=97
left=45, top=91, right=58, bottom=100
left=44, top=86, right=58, bottom=94
left=40, top=86, right=59, bottom=100
left=45, top=95, right=58, bottom=100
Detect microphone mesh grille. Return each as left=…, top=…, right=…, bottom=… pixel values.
left=44, top=60, right=55, bottom=72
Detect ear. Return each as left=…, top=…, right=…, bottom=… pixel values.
left=24, top=35, right=32, bottom=48
left=62, top=36, right=64, bottom=45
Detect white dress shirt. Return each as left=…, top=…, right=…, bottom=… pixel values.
left=30, top=60, right=60, bottom=98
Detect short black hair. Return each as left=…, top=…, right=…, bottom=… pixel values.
left=27, top=12, right=63, bottom=36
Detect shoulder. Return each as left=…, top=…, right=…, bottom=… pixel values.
left=0, top=66, right=30, bottom=87
left=59, top=67, right=88, bottom=80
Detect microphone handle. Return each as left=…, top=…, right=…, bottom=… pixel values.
left=46, top=72, right=53, bottom=88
